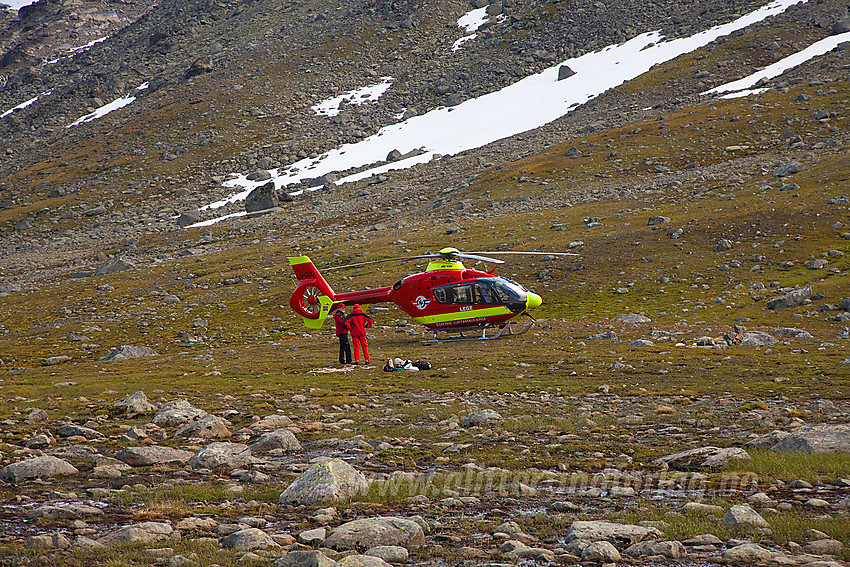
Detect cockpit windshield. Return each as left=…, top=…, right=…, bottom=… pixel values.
left=484, top=278, right=527, bottom=304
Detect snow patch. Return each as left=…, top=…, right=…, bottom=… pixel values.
left=1, top=93, right=47, bottom=119
left=312, top=77, right=394, bottom=117
left=704, top=30, right=850, bottom=96
left=457, top=7, right=489, bottom=33
left=67, top=82, right=149, bottom=128
left=48, top=37, right=108, bottom=64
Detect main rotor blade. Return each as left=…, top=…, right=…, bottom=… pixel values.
left=455, top=253, right=505, bottom=264
left=322, top=255, right=437, bottom=271
left=469, top=250, right=580, bottom=256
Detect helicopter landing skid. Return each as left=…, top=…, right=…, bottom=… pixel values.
left=421, top=320, right=534, bottom=343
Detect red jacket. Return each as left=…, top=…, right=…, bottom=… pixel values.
left=333, top=310, right=349, bottom=336
left=345, top=306, right=373, bottom=338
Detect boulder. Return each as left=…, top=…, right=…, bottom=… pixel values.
left=273, top=550, right=335, bottom=567
left=278, top=458, right=368, bottom=506
left=250, top=414, right=294, bottom=430
left=722, top=504, right=770, bottom=531
left=297, top=527, right=327, bottom=546
left=176, top=210, right=200, bottom=227
left=245, top=181, right=279, bottom=213
left=773, top=161, right=803, bottom=177
left=714, top=239, right=734, bottom=252
left=767, top=287, right=812, bottom=310
left=365, top=545, right=408, bottom=563
left=557, top=65, right=576, bottom=80
left=175, top=414, right=232, bottom=439
left=335, top=556, right=392, bottom=567
left=99, top=522, right=173, bottom=546
left=152, top=399, right=206, bottom=427
left=581, top=540, right=622, bottom=562
left=28, top=503, right=104, bottom=520
left=250, top=428, right=302, bottom=453
left=653, top=446, right=750, bottom=470
left=55, top=424, right=103, bottom=439
left=740, top=331, right=778, bottom=346
left=833, top=16, right=850, bottom=34
left=771, top=424, right=850, bottom=453
left=115, top=446, right=194, bottom=467
left=112, top=391, right=156, bottom=414
left=98, top=345, right=157, bottom=362
left=647, top=216, right=671, bottom=225
left=94, top=256, right=135, bottom=276
left=188, top=442, right=251, bottom=470
left=0, top=456, right=78, bottom=482
left=744, top=430, right=791, bottom=449
left=564, top=521, right=663, bottom=547
left=721, top=543, right=773, bottom=563
left=221, top=528, right=278, bottom=550
left=461, top=409, right=503, bottom=428
left=613, top=313, right=652, bottom=323
left=623, top=540, right=686, bottom=559
left=324, top=517, right=425, bottom=551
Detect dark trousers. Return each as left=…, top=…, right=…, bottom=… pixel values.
left=338, top=334, right=352, bottom=364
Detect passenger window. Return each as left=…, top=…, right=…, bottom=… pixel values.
left=474, top=283, right=495, bottom=304
left=434, top=287, right=447, bottom=304
left=452, top=285, right=472, bottom=304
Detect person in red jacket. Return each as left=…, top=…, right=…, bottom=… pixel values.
left=345, top=304, right=374, bottom=365
left=333, top=304, right=352, bottom=365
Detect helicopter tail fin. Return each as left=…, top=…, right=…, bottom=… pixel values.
left=288, top=256, right=336, bottom=329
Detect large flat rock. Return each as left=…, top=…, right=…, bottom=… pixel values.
left=0, top=456, right=78, bottom=482
left=771, top=425, right=850, bottom=453
left=324, top=517, right=425, bottom=551
left=116, top=446, right=194, bottom=467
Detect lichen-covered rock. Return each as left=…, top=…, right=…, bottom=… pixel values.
left=98, top=522, right=173, bottom=546
left=250, top=428, right=301, bottom=453
left=565, top=521, right=663, bottom=547
left=272, top=550, right=335, bottom=567
left=335, top=556, right=392, bottom=567
left=722, top=504, right=770, bottom=531
left=771, top=424, right=850, bottom=453
left=115, top=446, right=194, bottom=467
left=220, top=527, right=279, bottom=550
left=112, top=391, right=156, bottom=414
left=0, top=456, right=78, bottom=482
left=188, top=442, right=251, bottom=470
left=721, top=543, right=773, bottom=563
left=767, top=286, right=812, bottom=310
left=278, top=458, right=368, bottom=506
left=175, top=414, right=232, bottom=439
left=152, top=399, right=206, bottom=427
left=324, top=517, right=425, bottom=551
left=653, top=446, right=750, bottom=470
left=98, top=345, right=157, bottom=361
left=623, top=540, right=686, bottom=559
left=581, top=540, right=622, bottom=562
left=461, top=409, right=503, bottom=428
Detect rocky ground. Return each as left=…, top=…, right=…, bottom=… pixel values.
left=0, top=376, right=848, bottom=567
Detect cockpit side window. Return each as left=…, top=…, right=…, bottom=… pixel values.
left=433, top=287, right=447, bottom=304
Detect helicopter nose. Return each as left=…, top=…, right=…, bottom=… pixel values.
left=526, top=292, right=543, bottom=310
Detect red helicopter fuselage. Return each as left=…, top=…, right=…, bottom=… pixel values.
left=288, top=256, right=542, bottom=331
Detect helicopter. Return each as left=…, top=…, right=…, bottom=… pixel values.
left=287, top=247, right=576, bottom=341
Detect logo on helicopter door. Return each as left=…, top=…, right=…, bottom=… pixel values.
left=414, top=296, right=431, bottom=310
